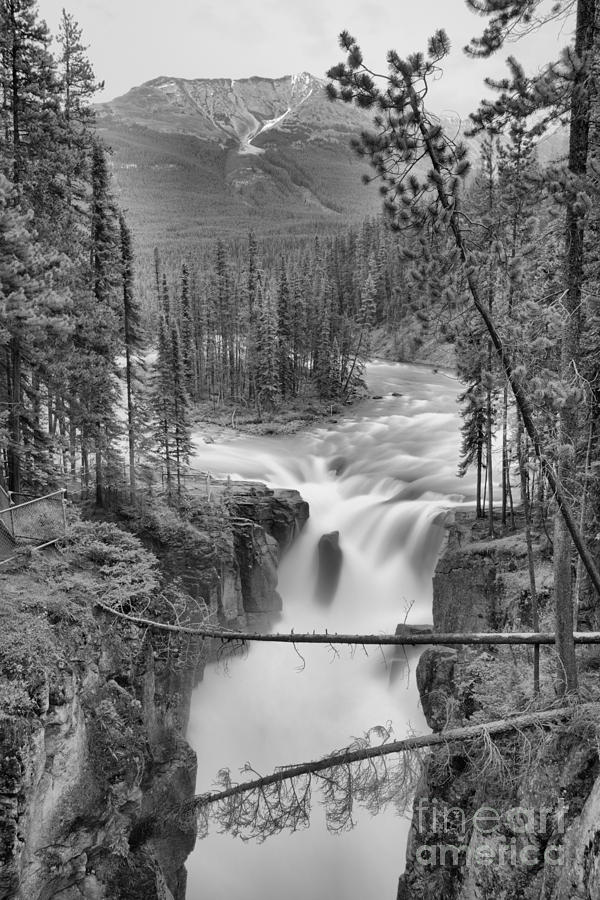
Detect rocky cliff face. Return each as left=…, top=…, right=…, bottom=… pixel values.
left=0, top=482, right=307, bottom=900
left=398, top=510, right=600, bottom=900
left=132, top=480, right=308, bottom=630
left=1, top=631, right=198, bottom=900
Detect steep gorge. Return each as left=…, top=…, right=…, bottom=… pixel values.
left=0, top=483, right=307, bottom=900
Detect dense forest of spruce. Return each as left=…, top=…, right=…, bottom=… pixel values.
left=0, top=0, right=455, bottom=503
left=1, top=0, right=600, bottom=676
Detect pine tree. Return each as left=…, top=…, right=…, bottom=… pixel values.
left=179, top=263, right=196, bottom=396
left=56, top=9, right=98, bottom=131
left=254, top=281, right=279, bottom=414
left=290, top=263, right=307, bottom=395
left=0, top=0, right=57, bottom=190
left=314, top=294, right=333, bottom=400
left=276, top=262, right=294, bottom=398
left=119, top=213, right=145, bottom=495
left=464, top=0, right=599, bottom=690
left=86, top=140, right=121, bottom=505
left=0, top=173, right=69, bottom=491
left=170, top=321, right=192, bottom=495
left=458, top=382, right=487, bottom=518
left=342, top=269, right=376, bottom=398
left=245, top=231, right=259, bottom=400
left=326, top=24, right=600, bottom=697
left=55, top=9, right=99, bottom=223
left=153, top=314, right=174, bottom=491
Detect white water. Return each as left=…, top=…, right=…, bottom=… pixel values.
left=186, top=361, right=476, bottom=900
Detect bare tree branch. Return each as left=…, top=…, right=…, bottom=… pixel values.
left=183, top=703, right=598, bottom=840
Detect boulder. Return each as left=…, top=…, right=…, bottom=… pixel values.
left=416, top=646, right=460, bottom=731
left=394, top=623, right=433, bottom=639
left=315, top=531, right=343, bottom=605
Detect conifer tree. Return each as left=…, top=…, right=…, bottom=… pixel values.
left=290, top=264, right=307, bottom=394
left=314, top=294, right=334, bottom=399
left=56, top=9, right=98, bottom=131
left=254, top=281, right=280, bottom=414
left=475, top=66, right=543, bottom=526
left=55, top=9, right=99, bottom=223
left=170, top=321, right=192, bottom=494
left=0, top=0, right=57, bottom=189
left=245, top=231, right=259, bottom=400
left=0, top=4, right=138, bottom=500
left=153, top=314, right=173, bottom=491
left=277, top=262, right=294, bottom=398
left=0, top=174, right=68, bottom=492
left=458, top=381, right=486, bottom=518
left=87, top=140, right=121, bottom=505
left=179, top=263, right=196, bottom=396
left=342, top=269, right=376, bottom=397
left=464, top=0, right=598, bottom=689
left=119, top=213, right=145, bottom=495
left=326, top=25, right=600, bottom=697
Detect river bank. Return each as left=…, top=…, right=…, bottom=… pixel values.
left=189, top=350, right=456, bottom=443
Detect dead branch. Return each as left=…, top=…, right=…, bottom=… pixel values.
left=191, top=703, right=597, bottom=811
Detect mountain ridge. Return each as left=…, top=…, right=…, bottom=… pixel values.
left=95, top=71, right=565, bottom=251
left=95, top=71, right=386, bottom=248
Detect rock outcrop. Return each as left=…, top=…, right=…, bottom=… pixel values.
left=125, top=480, right=308, bottom=630
left=0, top=482, right=308, bottom=900
left=0, top=611, right=197, bottom=900
left=314, top=531, right=343, bottom=605
left=415, top=647, right=460, bottom=732
left=398, top=509, right=600, bottom=900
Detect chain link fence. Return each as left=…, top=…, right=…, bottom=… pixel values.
left=0, top=490, right=67, bottom=563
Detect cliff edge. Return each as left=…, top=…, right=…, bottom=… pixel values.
left=398, top=510, right=600, bottom=900
left=0, top=482, right=307, bottom=900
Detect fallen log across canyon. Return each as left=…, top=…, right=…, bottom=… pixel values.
left=94, top=600, right=600, bottom=646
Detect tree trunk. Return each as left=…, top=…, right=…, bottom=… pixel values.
left=95, top=428, right=104, bottom=507
left=124, top=341, right=136, bottom=496
left=574, top=420, right=594, bottom=615
left=502, top=385, right=509, bottom=525
left=476, top=435, right=483, bottom=518
left=8, top=336, right=21, bottom=494
left=189, top=703, right=599, bottom=812
left=397, top=63, right=600, bottom=694
left=551, top=0, right=597, bottom=694
left=486, top=383, right=494, bottom=537
left=91, top=598, right=600, bottom=645
left=518, top=417, right=540, bottom=694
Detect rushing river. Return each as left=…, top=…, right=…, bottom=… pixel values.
left=185, top=361, right=476, bottom=900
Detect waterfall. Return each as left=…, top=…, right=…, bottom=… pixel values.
left=186, top=362, right=475, bottom=899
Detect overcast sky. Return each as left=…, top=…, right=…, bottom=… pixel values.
left=40, top=0, right=573, bottom=116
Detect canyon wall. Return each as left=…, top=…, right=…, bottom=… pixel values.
left=398, top=510, right=600, bottom=900
left=0, top=483, right=307, bottom=900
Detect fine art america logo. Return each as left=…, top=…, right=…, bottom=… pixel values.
left=415, top=799, right=567, bottom=868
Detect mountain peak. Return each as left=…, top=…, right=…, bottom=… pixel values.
left=98, top=71, right=337, bottom=151
left=141, top=71, right=323, bottom=91
left=94, top=70, right=390, bottom=247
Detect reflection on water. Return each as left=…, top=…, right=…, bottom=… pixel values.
left=186, top=362, right=475, bottom=900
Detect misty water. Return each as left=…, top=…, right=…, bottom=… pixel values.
left=186, top=361, right=476, bottom=900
